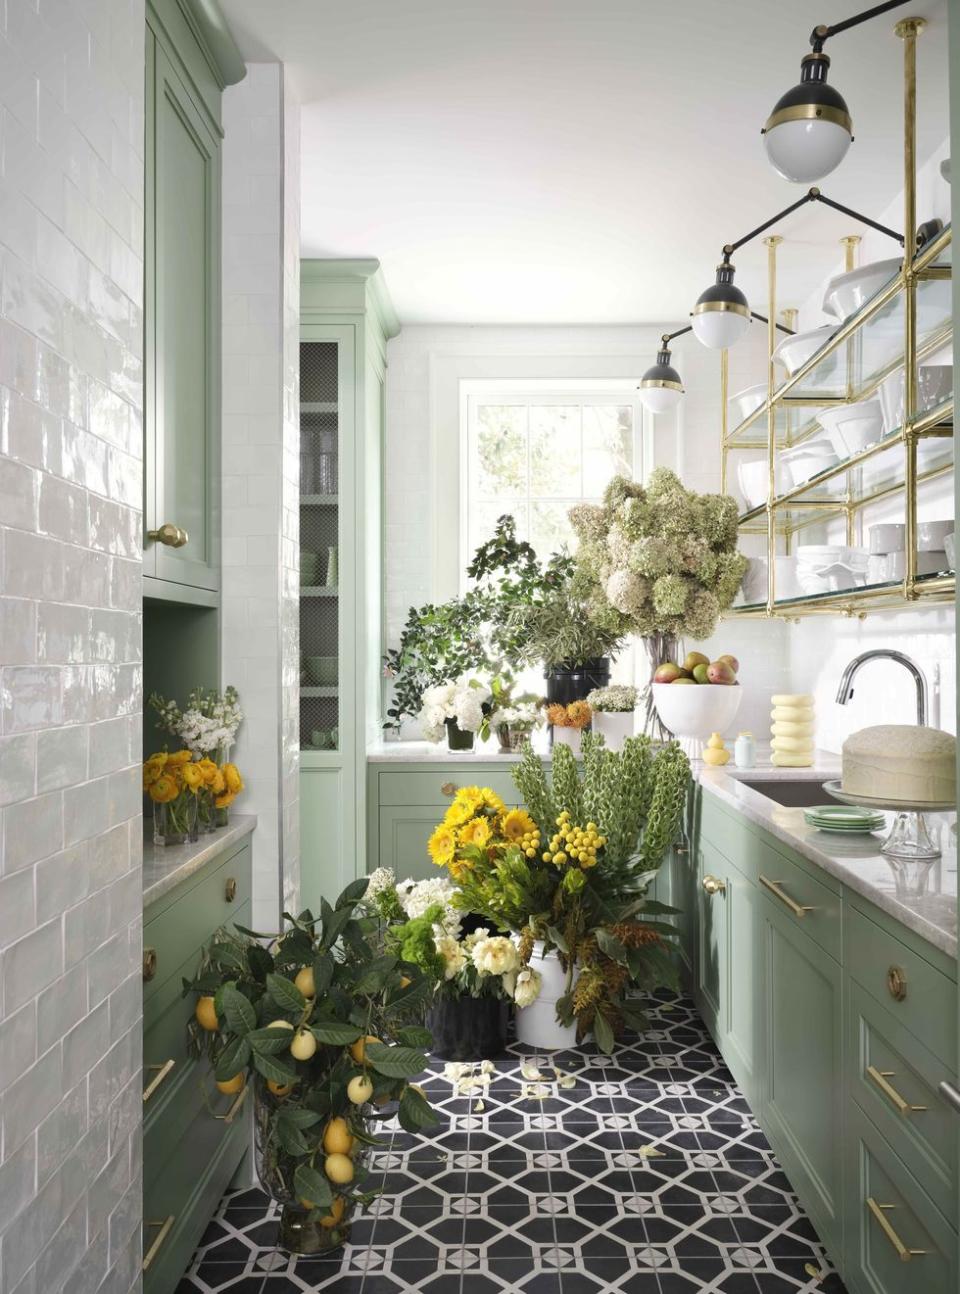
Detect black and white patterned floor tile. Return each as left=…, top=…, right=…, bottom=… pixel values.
left=178, top=994, right=847, bottom=1294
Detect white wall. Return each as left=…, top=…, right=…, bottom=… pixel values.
left=0, top=2, right=145, bottom=1291
left=221, top=65, right=301, bottom=928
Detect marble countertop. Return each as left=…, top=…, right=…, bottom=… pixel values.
left=368, top=738, right=550, bottom=763
left=698, top=761, right=957, bottom=960
left=143, top=814, right=257, bottom=907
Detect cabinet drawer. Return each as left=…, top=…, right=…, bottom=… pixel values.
left=756, top=844, right=841, bottom=963
left=847, top=979, right=956, bottom=1221
left=376, top=768, right=521, bottom=808
left=846, top=904, right=956, bottom=1067
left=844, top=1100, right=956, bottom=1294
left=143, top=843, right=251, bottom=1002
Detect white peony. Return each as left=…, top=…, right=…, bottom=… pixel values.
left=471, top=935, right=520, bottom=977
left=462, top=926, right=491, bottom=950
left=512, top=967, right=542, bottom=1008
left=397, top=876, right=461, bottom=935
left=436, top=934, right=466, bottom=980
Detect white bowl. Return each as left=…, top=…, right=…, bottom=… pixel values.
left=739, top=556, right=804, bottom=604
left=879, top=364, right=954, bottom=434
left=872, top=550, right=949, bottom=581
left=868, top=523, right=905, bottom=555
left=816, top=398, right=884, bottom=458
left=822, top=257, right=902, bottom=322
left=917, top=520, right=954, bottom=552
left=780, top=439, right=839, bottom=487
left=737, top=459, right=770, bottom=511
left=652, top=683, right=743, bottom=755
left=729, top=383, right=767, bottom=426
left=772, top=325, right=836, bottom=377
left=796, top=543, right=869, bottom=568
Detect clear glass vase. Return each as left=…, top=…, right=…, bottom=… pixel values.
left=640, top=633, right=681, bottom=741
left=153, top=792, right=199, bottom=846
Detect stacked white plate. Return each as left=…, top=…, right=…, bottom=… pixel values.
left=803, top=805, right=886, bottom=834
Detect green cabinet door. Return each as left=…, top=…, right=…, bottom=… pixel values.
left=145, top=35, right=220, bottom=594
left=760, top=889, right=843, bottom=1256
left=378, top=805, right=442, bottom=880
left=724, top=856, right=761, bottom=1108
left=300, top=767, right=347, bottom=913
left=695, top=841, right=729, bottom=1039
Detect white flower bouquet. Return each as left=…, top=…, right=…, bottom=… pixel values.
left=417, top=673, right=492, bottom=744
left=148, top=684, right=244, bottom=758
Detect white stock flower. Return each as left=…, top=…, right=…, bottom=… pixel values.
left=365, top=867, right=395, bottom=897
left=471, top=935, right=520, bottom=977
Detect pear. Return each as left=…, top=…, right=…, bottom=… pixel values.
left=692, top=663, right=710, bottom=685
left=707, top=661, right=737, bottom=685
left=717, top=653, right=740, bottom=674
left=672, top=677, right=696, bottom=685
left=654, top=662, right=682, bottom=684
left=683, top=651, right=710, bottom=672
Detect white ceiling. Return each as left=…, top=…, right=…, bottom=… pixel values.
left=220, top=0, right=950, bottom=325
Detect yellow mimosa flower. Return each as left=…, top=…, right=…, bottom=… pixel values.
left=428, top=824, right=457, bottom=868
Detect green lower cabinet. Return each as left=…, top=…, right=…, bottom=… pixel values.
left=759, top=889, right=843, bottom=1256
left=300, top=766, right=346, bottom=913
left=377, top=804, right=444, bottom=879
left=648, top=844, right=697, bottom=978
left=695, top=841, right=728, bottom=1039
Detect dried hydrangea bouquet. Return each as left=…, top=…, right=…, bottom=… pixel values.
left=569, top=471, right=747, bottom=737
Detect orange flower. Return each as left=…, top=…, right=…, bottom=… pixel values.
left=223, top=763, right=244, bottom=795
left=567, top=701, right=592, bottom=730
left=167, top=748, right=194, bottom=766
left=215, top=790, right=236, bottom=810
left=149, top=774, right=180, bottom=804
left=546, top=702, right=569, bottom=727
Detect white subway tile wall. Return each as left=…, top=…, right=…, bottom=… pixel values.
left=221, top=65, right=301, bottom=929
left=0, top=3, right=145, bottom=1294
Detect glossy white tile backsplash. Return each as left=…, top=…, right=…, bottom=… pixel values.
left=0, top=3, right=145, bottom=1293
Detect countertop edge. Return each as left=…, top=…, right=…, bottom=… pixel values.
left=143, top=814, right=258, bottom=908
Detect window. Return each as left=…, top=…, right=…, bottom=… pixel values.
left=462, top=385, right=649, bottom=571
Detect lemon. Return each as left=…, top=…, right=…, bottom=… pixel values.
left=294, top=967, right=316, bottom=998
left=215, top=1073, right=245, bottom=1095
left=267, top=1019, right=294, bottom=1032
left=347, top=1075, right=374, bottom=1105
left=290, top=1029, right=317, bottom=1061
left=322, top=1117, right=354, bottom=1155
left=399, top=975, right=412, bottom=989
left=325, top=1152, right=354, bottom=1185
left=349, top=1034, right=380, bottom=1064
left=320, top=1196, right=346, bottom=1229
left=267, top=1080, right=295, bottom=1098
left=195, top=996, right=219, bottom=1031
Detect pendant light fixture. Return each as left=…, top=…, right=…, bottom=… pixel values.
left=762, top=0, right=911, bottom=183
left=691, top=188, right=905, bottom=351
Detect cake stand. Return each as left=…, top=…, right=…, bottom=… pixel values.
left=823, top=779, right=952, bottom=860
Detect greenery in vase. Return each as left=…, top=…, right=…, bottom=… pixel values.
left=428, top=737, right=690, bottom=1051
left=570, top=470, right=747, bottom=640
left=500, top=554, right=626, bottom=671
left=185, top=879, right=440, bottom=1236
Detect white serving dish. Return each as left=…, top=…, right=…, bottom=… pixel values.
left=652, top=682, right=743, bottom=759
left=868, top=523, right=905, bottom=555
left=945, top=533, right=955, bottom=571
left=822, top=256, right=902, bottom=322
left=917, top=520, right=954, bottom=552
left=878, top=364, right=953, bottom=434
left=797, top=562, right=867, bottom=595
left=772, top=325, right=836, bottom=377
left=780, top=439, right=839, bottom=487
left=737, top=459, right=770, bottom=511
left=728, top=383, right=767, bottom=426
left=816, top=397, right=884, bottom=459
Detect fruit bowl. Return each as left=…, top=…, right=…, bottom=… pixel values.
left=652, top=683, right=743, bottom=759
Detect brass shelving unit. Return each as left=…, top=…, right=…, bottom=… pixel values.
left=721, top=17, right=954, bottom=620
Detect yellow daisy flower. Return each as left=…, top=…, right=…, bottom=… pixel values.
left=444, top=796, right=477, bottom=828
left=459, top=816, right=493, bottom=849
left=479, top=787, right=506, bottom=815
left=501, top=808, right=537, bottom=843
left=428, top=824, right=457, bottom=868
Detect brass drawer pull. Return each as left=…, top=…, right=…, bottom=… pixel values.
left=225, top=877, right=238, bottom=902
left=866, top=1065, right=926, bottom=1116
left=759, top=874, right=815, bottom=919
left=143, top=1059, right=176, bottom=1104
left=143, top=947, right=158, bottom=981
left=147, top=523, right=188, bottom=548
left=702, top=874, right=726, bottom=895
left=440, top=781, right=457, bottom=797
left=887, top=965, right=907, bottom=1002
left=143, top=1216, right=175, bottom=1270
left=215, top=1084, right=249, bottom=1125
left=866, top=1197, right=928, bottom=1262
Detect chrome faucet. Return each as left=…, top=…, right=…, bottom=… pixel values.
left=835, top=649, right=928, bottom=726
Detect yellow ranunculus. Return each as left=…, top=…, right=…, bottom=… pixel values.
left=210, top=770, right=226, bottom=795
left=182, top=763, right=204, bottom=791
left=428, top=824, right=457, bottom=868
left=167, top=749, right=193, bottom=766
left=197, top=758, right=219, bottom=784
left=458, top=817, right=492, bottom=850
left=142, top=761, right=163, bottom=789
left=223, top=763, right=243, bottom=794
left=501, top=808, right=537, bottom=843
left=214, top=790, right=236, bottom=810
left=149, top=774, right=180, bottom=804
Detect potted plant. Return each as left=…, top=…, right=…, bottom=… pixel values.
left=417, top=674, right=492, bottom=750
left=185, top=879, right=439, bottom=1256
left=545, top=700, right=593, bottom=755
left=430, top=736, right=690, bottom=1051
left=143, top=749, right=201, bottom=844
left=586, top=685, right=638, bottom=751
left=484, top=674, right=544, bottom=752
left=569, top=472, right=747, bottom=737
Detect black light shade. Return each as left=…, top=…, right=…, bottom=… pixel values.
left=762, top=52, right=853, bottom=182
left=691, top=263, right=751, bottom=349
left=638, top=346, right=684, bottom=413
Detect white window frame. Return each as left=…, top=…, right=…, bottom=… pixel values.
left=458, top=378, right=653, bottom=589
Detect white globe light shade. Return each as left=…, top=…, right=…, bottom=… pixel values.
left=692, top=309, right=751, bottom=350
left=639, top=384, right=683, bottom=415
left=763, top=117, right=852, bottom=183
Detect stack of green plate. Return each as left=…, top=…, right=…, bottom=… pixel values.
left=803, top=804, right=886, bottom=834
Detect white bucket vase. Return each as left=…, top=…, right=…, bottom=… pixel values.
left=591, top=710, right=635, bottom=751
left=515, top=941, right=577, bottom=1050
left=551, top=726, right=582, bottom=756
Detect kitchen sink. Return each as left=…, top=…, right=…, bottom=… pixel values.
left=740, top=779, right=830, bottom=808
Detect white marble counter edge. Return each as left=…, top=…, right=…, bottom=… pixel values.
left=698, top=771, right=956, bottom=960
left=143, top=814, right=258, bottom=908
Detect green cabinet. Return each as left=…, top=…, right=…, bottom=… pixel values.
left=143, top=830, right=253, bottom=1294
left=144, top=0, right=243, bottom=605
left=300, top=767, right=345, bottom=914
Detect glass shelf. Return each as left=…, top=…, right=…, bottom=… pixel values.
left=730, top=572, right=954, bottom=619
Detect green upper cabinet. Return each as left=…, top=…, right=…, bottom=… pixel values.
left=144, top=0, right=243, bottom=605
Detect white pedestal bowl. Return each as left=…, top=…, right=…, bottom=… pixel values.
left=652, top=683, right=743, bottom=759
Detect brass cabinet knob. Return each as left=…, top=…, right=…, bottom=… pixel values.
left=224, top=877, right=237, bottom=903
left=440, top=782, right=457, bottom=797
left=143, top=947, right=158, bottom=981
left=702, top=874, right=726, bottom=895
left=887, top=965, right=908, bottom=1002
left=147, top=523, right=188, bottom=548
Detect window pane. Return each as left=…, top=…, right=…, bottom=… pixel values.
left=529, top=405, right=581, bottom=498
left=474, top=405, right=527, bottom=498
left=529, top=498, right=579, bottom=558
left=583, top=405, right=633, bottom=496
left=469, top=498, right=527, bottom=558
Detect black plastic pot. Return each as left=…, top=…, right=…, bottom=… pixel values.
left=445, top=718, right=475, bottom=751
left=427, top=994, right=510, bottom=1061
left=544, top=657, right=611, bottom=706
